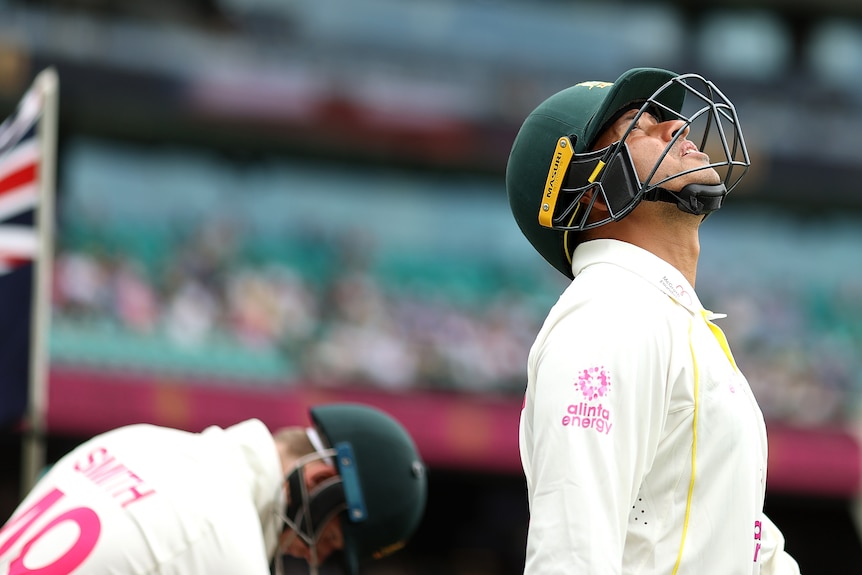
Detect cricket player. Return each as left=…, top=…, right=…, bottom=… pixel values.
left=0, top=403, right=427, bottom=574
left=506, top=68, right=802, bottom=573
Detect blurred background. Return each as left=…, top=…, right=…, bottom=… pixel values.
left=2, top=0, right=862, bottom=572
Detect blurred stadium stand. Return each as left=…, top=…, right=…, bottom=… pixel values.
left=3, top=0, right=862, bottom=572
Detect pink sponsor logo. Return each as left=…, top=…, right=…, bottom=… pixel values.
left=577, top=365, right=610, bottom=400
left=659, top=276, right=693, bottom=307
left=675, top=284, right=693, bottom=307
left=562, top=365, right=613, bottom=435
left=753, top=520, right=762, bottom=562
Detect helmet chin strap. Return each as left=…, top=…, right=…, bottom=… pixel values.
left=642, top=182, right=728, bottom=216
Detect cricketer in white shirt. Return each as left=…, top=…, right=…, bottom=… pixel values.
left=519, top=239, right=801, bottom=574
left=0, top=419, right=285, bottom=574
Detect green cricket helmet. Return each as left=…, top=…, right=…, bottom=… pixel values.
left=279, top=403, right=427, bottom=574
left=505, top=67, right=750, bottom=279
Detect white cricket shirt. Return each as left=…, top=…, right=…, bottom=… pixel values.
left=0, top=419, right=285, bottom=574
left=519, top=239, right=800, bottom=574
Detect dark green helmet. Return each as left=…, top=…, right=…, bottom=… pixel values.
left=310, top=403, right=427, bottom=574
left=506, top=67, right=750, bottom=279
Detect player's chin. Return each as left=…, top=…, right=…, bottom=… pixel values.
left=687, top=159, right=721, bottom=183
left=700, top=169, right=722, bottom=186
left=669, top=168, right=721, bottom=189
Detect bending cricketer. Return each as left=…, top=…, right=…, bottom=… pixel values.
left=0, top=403, right=427, bottom=574
left=507, top=67, right=801, bottom=573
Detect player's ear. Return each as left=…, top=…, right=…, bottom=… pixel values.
left=578, top=187, right=611, bottom=214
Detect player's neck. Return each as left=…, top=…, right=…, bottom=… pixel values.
left=647, top=233, right=700, bottom=287
left=275, top=440, right=297, bottom=477
left=604, top=208, right=702, bottom=287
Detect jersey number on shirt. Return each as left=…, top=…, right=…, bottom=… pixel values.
left=0, top=487, right=100, bottom=574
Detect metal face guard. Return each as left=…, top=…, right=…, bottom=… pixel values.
left=539, top=73, right=750, bottom=233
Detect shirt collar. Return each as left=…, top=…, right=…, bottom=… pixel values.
left=571, top=239, right=709, bottom=316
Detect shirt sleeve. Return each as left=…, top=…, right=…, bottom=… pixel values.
left=522, top=301, right=676, bottom=574
left=757, top=513, right=801, bottom=575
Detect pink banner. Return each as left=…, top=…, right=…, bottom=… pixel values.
left=46, top=366, right=524, bottom=474
left=46, top=366, right=861, bottom=495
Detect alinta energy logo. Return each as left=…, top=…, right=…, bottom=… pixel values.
left=561, top=365, right=613, bottom=435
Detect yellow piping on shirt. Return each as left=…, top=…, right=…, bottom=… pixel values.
left=672, top=318, right=699, bottom=575
left=703, top=310, right=739, bottom=372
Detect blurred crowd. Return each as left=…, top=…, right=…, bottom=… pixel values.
left=51, top=219, right=543, bottom=395
left=697, top=266, right=862, bottom=427
left=49, top=211, right=862, bottom=428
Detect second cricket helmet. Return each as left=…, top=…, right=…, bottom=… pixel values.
left=505, top=67, right=750, bottom=279
left=279, top=403, right=427, bottom=575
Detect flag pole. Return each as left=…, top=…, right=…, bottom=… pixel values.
left=21, top=67, right=59, bottom=497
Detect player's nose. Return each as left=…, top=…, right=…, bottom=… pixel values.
left=665, top=119, right=689, bottom=142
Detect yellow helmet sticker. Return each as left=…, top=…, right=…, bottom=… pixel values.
left=538, top=136, right=574, bottom=228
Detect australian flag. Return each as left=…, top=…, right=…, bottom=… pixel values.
left=0, top=80, right=45, bottom=429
